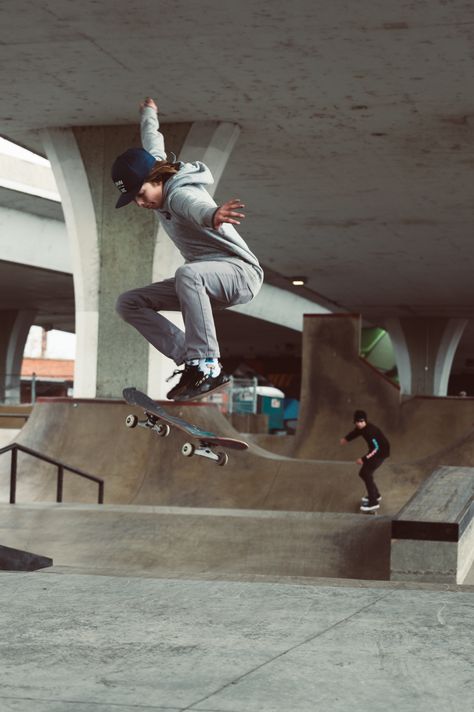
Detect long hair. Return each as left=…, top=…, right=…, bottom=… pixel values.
left=146, top=160, right=180, bottom=185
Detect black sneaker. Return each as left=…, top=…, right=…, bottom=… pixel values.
left=166, top=364, right=200, bottom=400
left=361, top=495, right=382, bottom=505
left=360, top=502, right=380, bottom=512
left=180, top=368, right=230, bottom=401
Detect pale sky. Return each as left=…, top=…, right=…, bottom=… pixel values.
left=0, top=136, right=50, bottom=166
left=24, top=326, right=76, bottom=360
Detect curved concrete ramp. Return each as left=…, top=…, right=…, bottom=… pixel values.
left=0, top=398, right=424, bottom=515
left=291, top=314, right=474, bottom=462
left=0, top=503, right=391, bottom=580
left=411, top=426, right=474, bottom=471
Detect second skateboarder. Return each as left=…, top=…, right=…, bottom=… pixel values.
left=340, top=410, right=390, bottom=512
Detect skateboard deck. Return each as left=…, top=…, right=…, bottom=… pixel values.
left=123, top=387, right=248, bottom=466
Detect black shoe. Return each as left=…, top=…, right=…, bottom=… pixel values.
left=361, top=495, right=382, bottom=505
left=180, top=368, right=230, bottom=401
left=360, top=502, right=380, bottom=512
left=166, top=364, right=200, bottom=400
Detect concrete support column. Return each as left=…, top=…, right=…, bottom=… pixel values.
left=0, top=310, right=36, bottom=403
left=385, top=317, right=467, bottom=396
left=42, top=129, right=100, bottom=398
left=147, top=122, right=241, bottom=398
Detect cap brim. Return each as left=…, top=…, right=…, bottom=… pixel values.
left=115, top=191, right=136, bottom=209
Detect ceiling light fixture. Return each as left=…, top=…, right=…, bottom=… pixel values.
left=291, top=277, right=307, bottom=286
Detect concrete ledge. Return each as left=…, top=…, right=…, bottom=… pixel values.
left=391, top=466, right=474, bottom=584
left=0, top=503, right=392, bottom=581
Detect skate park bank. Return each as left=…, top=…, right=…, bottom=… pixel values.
left=1, top=315, right=474, bottom=586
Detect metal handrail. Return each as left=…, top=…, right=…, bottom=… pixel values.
left=0, top=443, right=104, bottom=504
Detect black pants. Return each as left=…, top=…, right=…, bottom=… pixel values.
left=358, top=457, right=385, bottom=504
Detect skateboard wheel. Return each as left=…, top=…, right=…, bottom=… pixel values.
left=125, top=414, right=138, bottom=429
left=216, top=451, right=229, bottom=466
left=182, top=442, right=195, bottom=457
left=156, top=423, right=171, bottom=437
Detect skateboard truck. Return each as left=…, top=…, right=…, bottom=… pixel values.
left=125, top=412, right=229, bottom=466
left=125, top=413, right=171, bottom=438
left=181, top=441, right=228, bottom=466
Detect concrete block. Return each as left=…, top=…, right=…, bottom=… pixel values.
left=391, top=466, right=474, bottom=583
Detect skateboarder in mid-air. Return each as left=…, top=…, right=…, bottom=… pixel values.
left=112, top=97, right=263, bottom=401
left=340, top=410, right=390, bottom=512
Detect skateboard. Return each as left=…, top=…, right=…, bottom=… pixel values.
left=122, top=387, right=248, bottom=466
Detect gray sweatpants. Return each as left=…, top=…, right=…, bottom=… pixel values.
left=116, top=259, right=262, bottom=365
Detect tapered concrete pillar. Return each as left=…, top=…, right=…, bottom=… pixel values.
left=385, top=317, right=467, bottom=395
left=0, top=310, right=36, bottom=403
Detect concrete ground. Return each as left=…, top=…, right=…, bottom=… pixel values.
left=0, top=570, right=473, bottom=712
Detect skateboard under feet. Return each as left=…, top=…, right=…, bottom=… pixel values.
left=123, top=387, right=248, bottom=466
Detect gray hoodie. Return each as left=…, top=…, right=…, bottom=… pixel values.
left=140, top=107, right=263, bottom=285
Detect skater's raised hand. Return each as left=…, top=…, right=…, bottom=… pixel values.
left=140, top=97, right=158, bottom=113
left=213, top=199, right=245, bottom=229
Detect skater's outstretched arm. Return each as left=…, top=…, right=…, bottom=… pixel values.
left=140, top=96, right=167, bottom=161
left=170, top=191, right=245, bottom=231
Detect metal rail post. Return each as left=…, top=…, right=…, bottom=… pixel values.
left=9, top=446, right=17, bottom=504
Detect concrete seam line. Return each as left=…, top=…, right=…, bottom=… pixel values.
left=181, top=590, right=394, bottom=711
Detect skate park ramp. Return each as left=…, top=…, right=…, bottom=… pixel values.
left=0, top=502, right=391, bottom=580
left=2, top=316, right=471, bottom=512
left=0, top=404, right=30, bottom=447
left=0, top=396, right=428, bottom=581
left=289, top=314, right=474, bottom=463
left=0, top=397, right=424, bottom=515
left=2, top=313, right=473, bottom=581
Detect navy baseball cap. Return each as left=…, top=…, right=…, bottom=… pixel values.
left=111, top=148, right=157, bottom=208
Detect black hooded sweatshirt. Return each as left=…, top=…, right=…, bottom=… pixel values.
left=344, top=422, right=390, bottom=462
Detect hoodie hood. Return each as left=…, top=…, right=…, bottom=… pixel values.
left=163, top=161, right=214, bottom=200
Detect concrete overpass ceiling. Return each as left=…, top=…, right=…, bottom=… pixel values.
left=0, top=0, right=473, bottom=323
